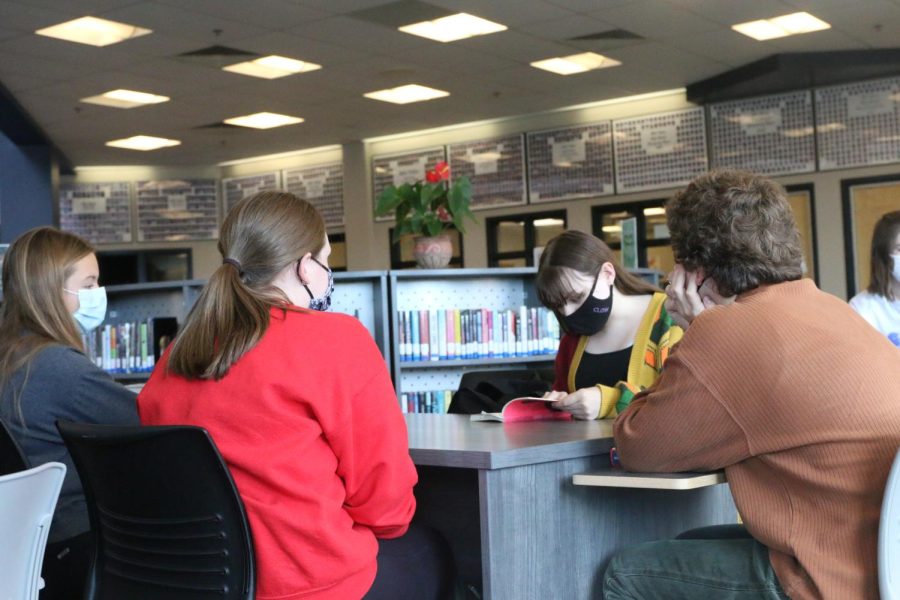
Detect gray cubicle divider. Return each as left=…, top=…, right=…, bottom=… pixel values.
left=103, top=272, right=391, bottom=380
left=332, top=271, right=390, bottom=367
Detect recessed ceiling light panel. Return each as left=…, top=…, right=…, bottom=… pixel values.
left=81, top=89, right=169, bottom=109
left=732, top=12, right=830, bottom=41
left=364, top=84, right=449, bottom=104
left=531, top=52, right=621, bottom=75
left=105, top=135, right=180, bottom=151
left=223, top=112, right=304, bottom=129
left=399, top=13, right=506, bottom=42
left=223, top=55, right=322, bottom=79
left=36, top=16, right=152, bottom=47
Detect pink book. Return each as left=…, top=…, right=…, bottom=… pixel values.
left=470, top=397, right=573, bottom=423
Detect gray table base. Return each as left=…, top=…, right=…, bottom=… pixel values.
left=415, top=455, right=737, bottom=600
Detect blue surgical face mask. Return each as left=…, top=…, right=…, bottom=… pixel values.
left=301, top=257, right=333, bottom=312
left=892, top=255, right=900, bottom=282
left=64, top=286, right=107, bottom=333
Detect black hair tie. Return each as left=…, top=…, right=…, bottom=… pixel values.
left=222, top=258, right=243, bottom=276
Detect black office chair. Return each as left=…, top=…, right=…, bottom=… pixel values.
left=56, top=421, right=255, bottom=600
left=0, top=418, right=28, bottom=476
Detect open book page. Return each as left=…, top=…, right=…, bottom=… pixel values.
left=470, top=397, right=573, bottom=423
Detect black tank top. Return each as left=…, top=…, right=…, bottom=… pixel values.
left=574, top=346, right=633, bottom=390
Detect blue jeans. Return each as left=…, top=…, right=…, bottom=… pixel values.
left=603, top=526, right=790, bottom=599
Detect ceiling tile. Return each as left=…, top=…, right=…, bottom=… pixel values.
left=661, top=28, right=781, bottom=68
left=286, top=15, right=431, bottom=54
left=99, top=2, right=268, bottom=44
left=295, top=0, right=400, bottom=14
left=224, top=31, right=371, bottom=66
left=426, top=0, right=577, bottom=26
left=460, top=31, right=585, bottom=63
left=0, top=1, right=84, bottom=32
left=151, top=0, right=331, bottom=29
left=546, top=0, right=634, bottom=12
left=515, top=14, right=619, bottom=39
left=587, top=0, right=722, bottom=39
left=0, top=0, right=896, bottom=167
left=662, top=0, right=797, bottom=26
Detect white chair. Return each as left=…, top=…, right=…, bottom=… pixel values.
left=0, top=462, right=66, bottom=600
left=880, top=449, right=900, bottom=600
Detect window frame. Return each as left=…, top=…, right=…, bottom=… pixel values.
left=485, top=209, right=567, bottom=267
left=841, top=173, right=900, bottom=296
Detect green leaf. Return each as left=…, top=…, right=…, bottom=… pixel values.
left=424, top=214, right=443, bottom=236
left=374, top=186, right=402, bottom=217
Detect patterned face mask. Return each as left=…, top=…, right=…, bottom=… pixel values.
left=302, top=257, right=334, bottom=312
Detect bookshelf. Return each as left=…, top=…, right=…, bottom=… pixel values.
left=98, top=274, right=390, bottom=381
left=102, top=280, right=206, bottom=381
left=388, top=267, right=556, bottom=410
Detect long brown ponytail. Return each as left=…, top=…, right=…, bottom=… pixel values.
left=167, top=191, right=325, bottom=380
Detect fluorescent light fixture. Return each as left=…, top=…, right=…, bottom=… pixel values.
left=222, top=55, right=321, bottom=79
left=602, top=225, right=622, bottom=234
left=81, top=89, right=169, bottom=109
left=105, top=135, right=180, bottom=151
left=534, top=218, right=565, bottom=227
left=732, top=12, right=830, bottom=41
left=36, top=16, right=151, bottom=47
left=531, top=52, right=621, bottom=75
left=364, top=84, right=449, bottom=104
left=643, top=207, right=666, bottom=216
left=224, top=112, right=304, bottom=129
left=399, top=13, right=506, bottom=42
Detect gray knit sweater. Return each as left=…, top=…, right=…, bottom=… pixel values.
left=0, top=344, right=139, bottom=542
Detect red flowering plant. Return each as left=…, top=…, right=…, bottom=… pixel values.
left=375, top=161, right=476, bottom=243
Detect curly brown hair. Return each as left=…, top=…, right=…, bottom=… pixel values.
left=666, top=170, right=803, bottom=297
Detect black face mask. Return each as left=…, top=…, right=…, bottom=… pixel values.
left=560, top=273, right=613, bottom=336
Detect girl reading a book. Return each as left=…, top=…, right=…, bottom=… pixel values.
left=137, top=191, right=452, bottom=600
left=0, top=226, right=139, bottom=599
left=536, top=230, right=682, bottom=420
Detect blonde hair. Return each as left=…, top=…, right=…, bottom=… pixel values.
left=0, top=227, right=95, bottom=423
left=167, top=191, right=326, bottom=380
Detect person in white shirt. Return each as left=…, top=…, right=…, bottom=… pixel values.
left=850, top=210, right=900, bottom=347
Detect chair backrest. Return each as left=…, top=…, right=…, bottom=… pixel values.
left=880, top=448, right=900, bottom=600
left=457, top=367, right=554, bottom=394
left=0, top=418, right=29, bottom=476
left=56, top=421, right=255, bottom=600
left=0, top=462, right=66, bottom=600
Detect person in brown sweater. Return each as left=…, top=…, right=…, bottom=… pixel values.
left=603, top=170, right=900, bottom=600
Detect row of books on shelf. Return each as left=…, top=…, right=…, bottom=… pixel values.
left=397, top=306, right=560, bottom=362
left=82, top=317, right=177, bottom=374
left=399, top=390, right=453, bottom=414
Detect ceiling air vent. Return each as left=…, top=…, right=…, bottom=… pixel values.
left=175, top=45, right=258, bottom=68
left=570, top=29, right=643, bottom=41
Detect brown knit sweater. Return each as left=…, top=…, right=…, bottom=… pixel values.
left=614, top=279, right=900, bottom=600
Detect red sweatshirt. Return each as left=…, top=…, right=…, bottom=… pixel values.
left=138, top=307, right=417, bottom=600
